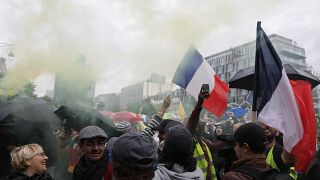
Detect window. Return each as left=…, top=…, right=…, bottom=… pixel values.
left=217, top=66, right=224, bottom=74
left=227, top=63, right=234, bottom=72
left=238, top=60, right=245, bottom=70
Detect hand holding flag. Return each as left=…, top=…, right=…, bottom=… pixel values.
left=172, top=45, right=229, bottom=117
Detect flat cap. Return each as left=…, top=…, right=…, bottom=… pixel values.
left=79, top=126, right=108, bottom=140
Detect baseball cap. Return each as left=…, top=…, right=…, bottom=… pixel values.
left=152, top=119, right=184, bottom=134
left=164, top=125, right=193, bottom=155
left=79, top=126, right=108, bottom=140
left=164, top=121, right=184, bottom=134
left=112, top=132, right=157, bottom=170
left=106, top=137, right=118, bottom=152
left=225, top=123, right=267, bottom=148
left=152, top=119, right=174, bottom=132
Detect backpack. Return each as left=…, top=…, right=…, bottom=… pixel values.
left=233, top=165, right=294, bottom=180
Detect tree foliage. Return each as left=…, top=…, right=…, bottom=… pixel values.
left=22, top=82, right=37, bottom=97
left=41, top=95, right=52, bottom=103
left=127, top=98, right=155, bottom=117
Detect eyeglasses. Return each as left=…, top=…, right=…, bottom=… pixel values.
left=84, top=141, right=106, bottom=148
left=32, top=152, right=46, bottom=158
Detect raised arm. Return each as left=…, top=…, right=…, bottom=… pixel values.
left=187, top=86, right=210, bottom=135
left=141, top=95, right=171, bottom=139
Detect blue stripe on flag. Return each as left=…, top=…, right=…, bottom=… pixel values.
left=172, top=46, right=203, bottom=88
left=253, top=22, right=284, bottom=114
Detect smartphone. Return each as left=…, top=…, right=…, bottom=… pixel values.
left=201, top=84, right=210, bottom=93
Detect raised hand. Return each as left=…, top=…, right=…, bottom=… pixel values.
left=162, top=95, right=171, bottom=109
left=158, top=95, right=171, bottom=118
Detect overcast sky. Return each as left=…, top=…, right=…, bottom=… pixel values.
left=0, top=0, right=319, bottom=96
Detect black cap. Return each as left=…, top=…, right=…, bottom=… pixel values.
left=164, top=125, right=193, bottom=155
left=225, top=123, right=267, bottom=148
left=152, top=119, right=174, bottom=132
left=164, top=121, right=184, bottom=134
left=106, top=137, right=118, bottom=151
left=112, top=132, right=157, bottom=170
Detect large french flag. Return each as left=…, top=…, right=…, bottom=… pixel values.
left=172, top=46, right=229, bottom=117
left=253, top=22, right=316, bottom=172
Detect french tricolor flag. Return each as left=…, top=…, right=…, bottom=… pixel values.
left=253, top=22, right=316, bottom=172
left=172, top=46, right=229, bottom=117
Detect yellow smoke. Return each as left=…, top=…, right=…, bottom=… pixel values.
left=0, top=0, right=278, bottom=95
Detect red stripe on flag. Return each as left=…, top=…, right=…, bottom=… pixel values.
left=290, top=80, right=317, bottom=172
left=203, top=75, right=229, bottom=117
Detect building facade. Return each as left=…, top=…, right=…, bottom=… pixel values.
left=149, top=88, right=195, bottom=116
left=95, top=93, right=120, bottom=111
left=0, top=57, right=6, bottom=76
left=205, top=34, right=307, bottom=103
left=306, top=66, right=320, bottom=117
left=120, top=73, right=174, bottom=110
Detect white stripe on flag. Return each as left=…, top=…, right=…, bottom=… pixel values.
left=186, top=60, right=215, bottom=101
left=258, top=69, right=303, bottom=152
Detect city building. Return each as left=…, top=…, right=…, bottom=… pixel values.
left=0, top=57, right=6, bottom=76
left=205, top=34, right=307, bottom=103
left=306, top=65, right=320, bottom=117
left=149, top=88, right=195, bottom=116
left=120, top=73, right=174, bottom=110
left=95, top=93, right=120, bottom=111
left=0, top=43, right=14, bottom=76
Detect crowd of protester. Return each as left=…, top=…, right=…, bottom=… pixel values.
left=1, top=85, right=320, bottom=180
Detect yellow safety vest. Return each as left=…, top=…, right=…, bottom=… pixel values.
left=266, top=146, right=297, bottom=180
left=193, top=139, right=217, bottom=180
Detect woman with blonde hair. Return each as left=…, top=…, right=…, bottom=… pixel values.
left=4, top=143, right=53, bottom=180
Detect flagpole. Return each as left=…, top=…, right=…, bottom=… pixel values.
left=251, top=111, right=257, bottom=122
left=252, top=21, right=261, bottom=123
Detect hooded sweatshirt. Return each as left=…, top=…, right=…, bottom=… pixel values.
left=153, top=164, right=204, bottom=180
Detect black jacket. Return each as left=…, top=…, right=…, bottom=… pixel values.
left=2, top=172, right=54, bottom=180
left=72, top=151, right=109, bottom=180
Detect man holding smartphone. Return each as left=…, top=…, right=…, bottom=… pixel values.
left=186, top=84, right=217, bottom=180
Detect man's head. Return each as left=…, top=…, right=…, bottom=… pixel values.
left=152, top=119, right=173, bottom=141
left=216, top=125, right=223, bottom=135
left=164, top=125, right=193, bottom=156
left=153, top=120, right=183, bottom=142
left=226, top=123, right=267, bottom=159
left=116, top=121, right=133, bottom=134
left=160, top=125, right=197, bottom=171
left=257, top=122, right=279, bottom=144
left=79, top=126, right=108, bottom=162
left=112, top=132, right=157, bottom=180
left=233, top=122, right=243, bottom=133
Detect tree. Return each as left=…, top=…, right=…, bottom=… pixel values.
left=21, top=82, right=37, bottom=97
left=41, top=95, right=52, bottom=103
left=127, top=98, right=156, bottom=117
left=108, top=104, right=120, bottom=112
left=127, top=101, right=141, bottom=113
